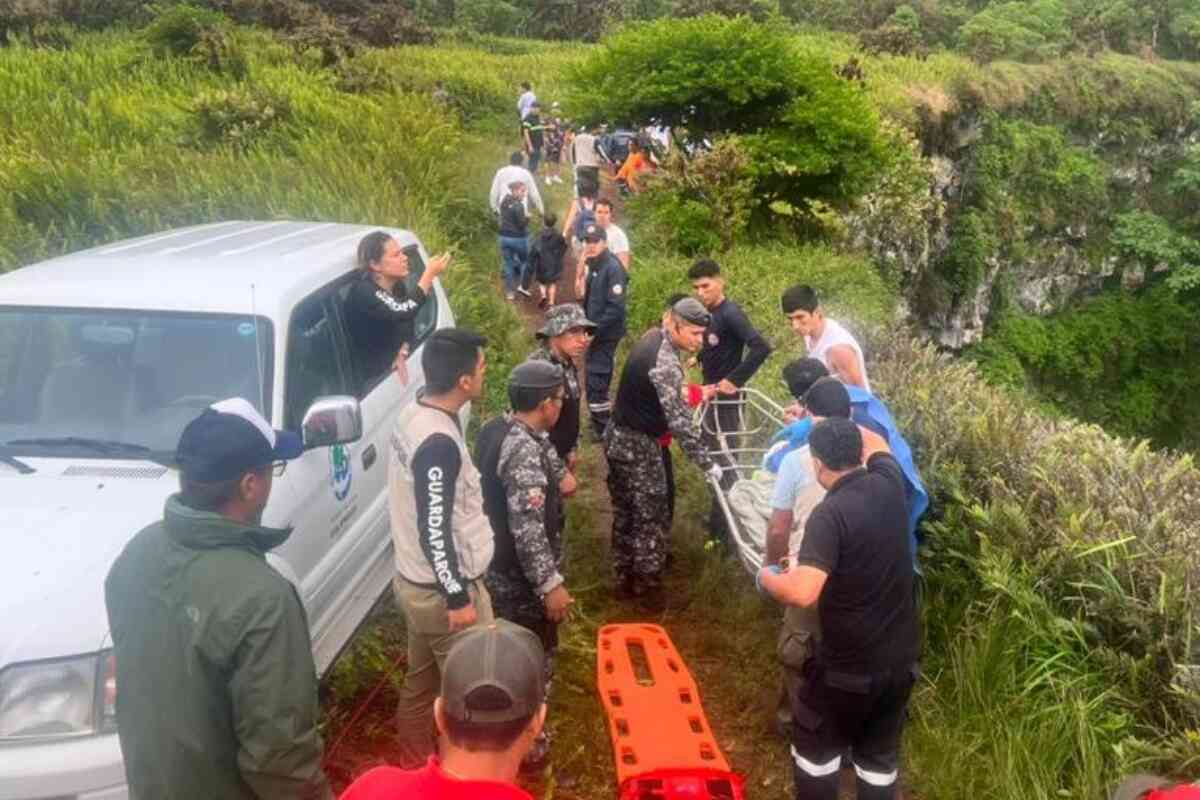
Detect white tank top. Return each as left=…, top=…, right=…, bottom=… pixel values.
left=805, top=318, right=870, bottom=392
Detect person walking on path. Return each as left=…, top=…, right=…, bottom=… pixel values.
left=105, top=398, right=331, bottom=800
left=489, top=152, right=544, bottom=218
left=758, top=418, right=919, bottom=800
left=340, top=622, right=547, bottom=800
left=595, top=198, right=630, bottom=270
left=476, top=361, right=578, bottom=771
left=605, top=298, right=721, bottom=608
left=561, top=183, right=598, bottom=255
left=517, top=81, right=536, bottom=124
left=689, top=258, right=772, bottom=549
left=498, top=181, right=530, bottom=302
left=389, top=328, right=496, bottom=769
left=519, top=212, right=568, bottom=308
left=780, top=284, right=871, bottom=392
left=569, top=125, right=605, bottom=196
left=522, top=102, right=546, bottom=176
left=543, top=106, right=565, bottom=185
left=528, top=304, right=594, bottom=469
left=577, top=224, right=628, bottom=441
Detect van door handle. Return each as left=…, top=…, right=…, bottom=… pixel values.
left=362, top=444, right=377, bottom=471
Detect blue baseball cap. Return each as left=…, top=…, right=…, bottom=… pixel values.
left=176, top=397, right=303, bottom=482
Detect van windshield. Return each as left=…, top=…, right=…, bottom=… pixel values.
left=0, top=307, right=273, bottom=460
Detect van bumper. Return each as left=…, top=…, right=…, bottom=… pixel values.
left=0, top=733, right=126, bottom=800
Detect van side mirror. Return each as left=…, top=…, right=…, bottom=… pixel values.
left=301, top=395, right=363, bottom=450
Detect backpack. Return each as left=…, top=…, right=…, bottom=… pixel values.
left=573, top=197, right=597, bottom=240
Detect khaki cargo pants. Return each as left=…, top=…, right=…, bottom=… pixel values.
left=393, top=576, right=493, bottom=768
left=776, top=603, right=821, bottom=737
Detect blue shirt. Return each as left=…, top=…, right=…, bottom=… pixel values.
left=771, top=445, right=816, bottom=511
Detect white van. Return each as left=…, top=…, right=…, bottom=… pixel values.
left=0, top=221, right=457, bottom=800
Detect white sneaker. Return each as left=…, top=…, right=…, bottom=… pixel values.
left=517, top=286, right=533, bottom=297
left=553, top=175, right=564, bottom=184
left=505, top=292, right=515, bottom=301
left=544, top=176, right=552, bottom=186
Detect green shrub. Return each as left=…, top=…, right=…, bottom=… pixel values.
left=628, top=137, right=755, bottom=254
left=143, top=4, right=229, bottom=57
left=287, top=16, right=354, bottom=65
left=568, top=15, right=892, bottom=229
left=191, top=86, right=292, bottom=148
left=874, top=332, right=1200, bottom=795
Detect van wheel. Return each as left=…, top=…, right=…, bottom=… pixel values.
left=1111, top=774, right=1171, bottom=800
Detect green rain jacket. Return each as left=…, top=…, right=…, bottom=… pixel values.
left=104, top=495, right=332, bottom=800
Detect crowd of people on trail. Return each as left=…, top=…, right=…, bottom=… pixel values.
left=98, top=80, right=929, bottom=800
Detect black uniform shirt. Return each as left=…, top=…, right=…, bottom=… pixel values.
left=698, top=297, right=772, bottom=386
left=797, top=453, right=919, bottom=672
left=344, top=274, right=429, bottom=387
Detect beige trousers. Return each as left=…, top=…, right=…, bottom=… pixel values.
left=393, top=576, right=493, bottom=768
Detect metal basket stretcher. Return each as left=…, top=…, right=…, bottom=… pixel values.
left=695, top=387, right=789, bottom=577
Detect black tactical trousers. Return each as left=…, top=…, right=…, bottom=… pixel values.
left=790, top=660, right=917, bottom=800
left=585, top=337, right=619, bottom=440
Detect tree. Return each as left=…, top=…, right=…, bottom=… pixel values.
left=671, top=0, right=778, bottom=21
left=958, top=0, right=1070, bottom=62
left=566, top=14, right=893, bottom=224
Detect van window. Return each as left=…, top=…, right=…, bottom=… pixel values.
left=404, top=245, right=439, bottom=347
left=285, top=295, right=348, bottom=432
left=0, top=307, right=272, bottom=459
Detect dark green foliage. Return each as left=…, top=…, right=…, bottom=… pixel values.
left=925, top=116, right=1108, bottom=310
left=670, top=0, right=779, bottom=21
left=970, top=288, right=1200, bottom=451
left=958, top=0, right=1069, bottom=62
left=565, top=15, right=808, bottom=139
left=144, top=4, right=229, bottom=56
left=627, top=137, right=756, bottom=254
left=567, top=15, right=892, bottom=236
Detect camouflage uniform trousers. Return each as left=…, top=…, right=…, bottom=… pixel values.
left=604, top=424, right=672, bottom=583
left=485, top=569, right=559, bottom=765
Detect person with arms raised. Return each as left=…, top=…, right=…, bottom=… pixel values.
left=344, top=231, right=450, bottom=388
left=759, top=418, right=919, bottom=800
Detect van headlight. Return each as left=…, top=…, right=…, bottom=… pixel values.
left=0, top=650, right=116, bottom=740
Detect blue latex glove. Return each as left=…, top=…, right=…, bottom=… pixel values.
left=756, top=564, right=783, bottom=594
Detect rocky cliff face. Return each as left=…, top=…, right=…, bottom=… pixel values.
left=851, top=113, right=1186, bottom=348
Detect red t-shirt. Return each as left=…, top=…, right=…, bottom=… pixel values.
left=340, top=758, right=533, bottom=800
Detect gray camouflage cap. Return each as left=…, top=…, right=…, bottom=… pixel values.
left=538, top=303, right=597, bottom=338
left=672, top=296, right=711, bottom=327
left=509, top=359, right=564, bottom=390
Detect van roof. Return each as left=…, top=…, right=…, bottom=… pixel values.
left=0, top=221, right=422, bottom=318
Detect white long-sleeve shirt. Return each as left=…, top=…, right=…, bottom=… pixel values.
left=517, top=90, right=537, bottom=120
left=489, top=165, right=544, bottom=215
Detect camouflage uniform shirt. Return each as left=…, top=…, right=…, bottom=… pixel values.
left=529, top=341, right=581, bottom=462
left=484, top=416, right=567, bottom=622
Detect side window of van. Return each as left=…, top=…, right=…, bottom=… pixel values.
left=403, top=245, right=439, bottom=347
left=285, top=293, right=349, bottom=432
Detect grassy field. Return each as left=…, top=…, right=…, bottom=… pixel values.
left=6, top=19, right=1200, bottom=800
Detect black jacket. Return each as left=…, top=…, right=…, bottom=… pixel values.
left=582, top=250, right=628, bottom=341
